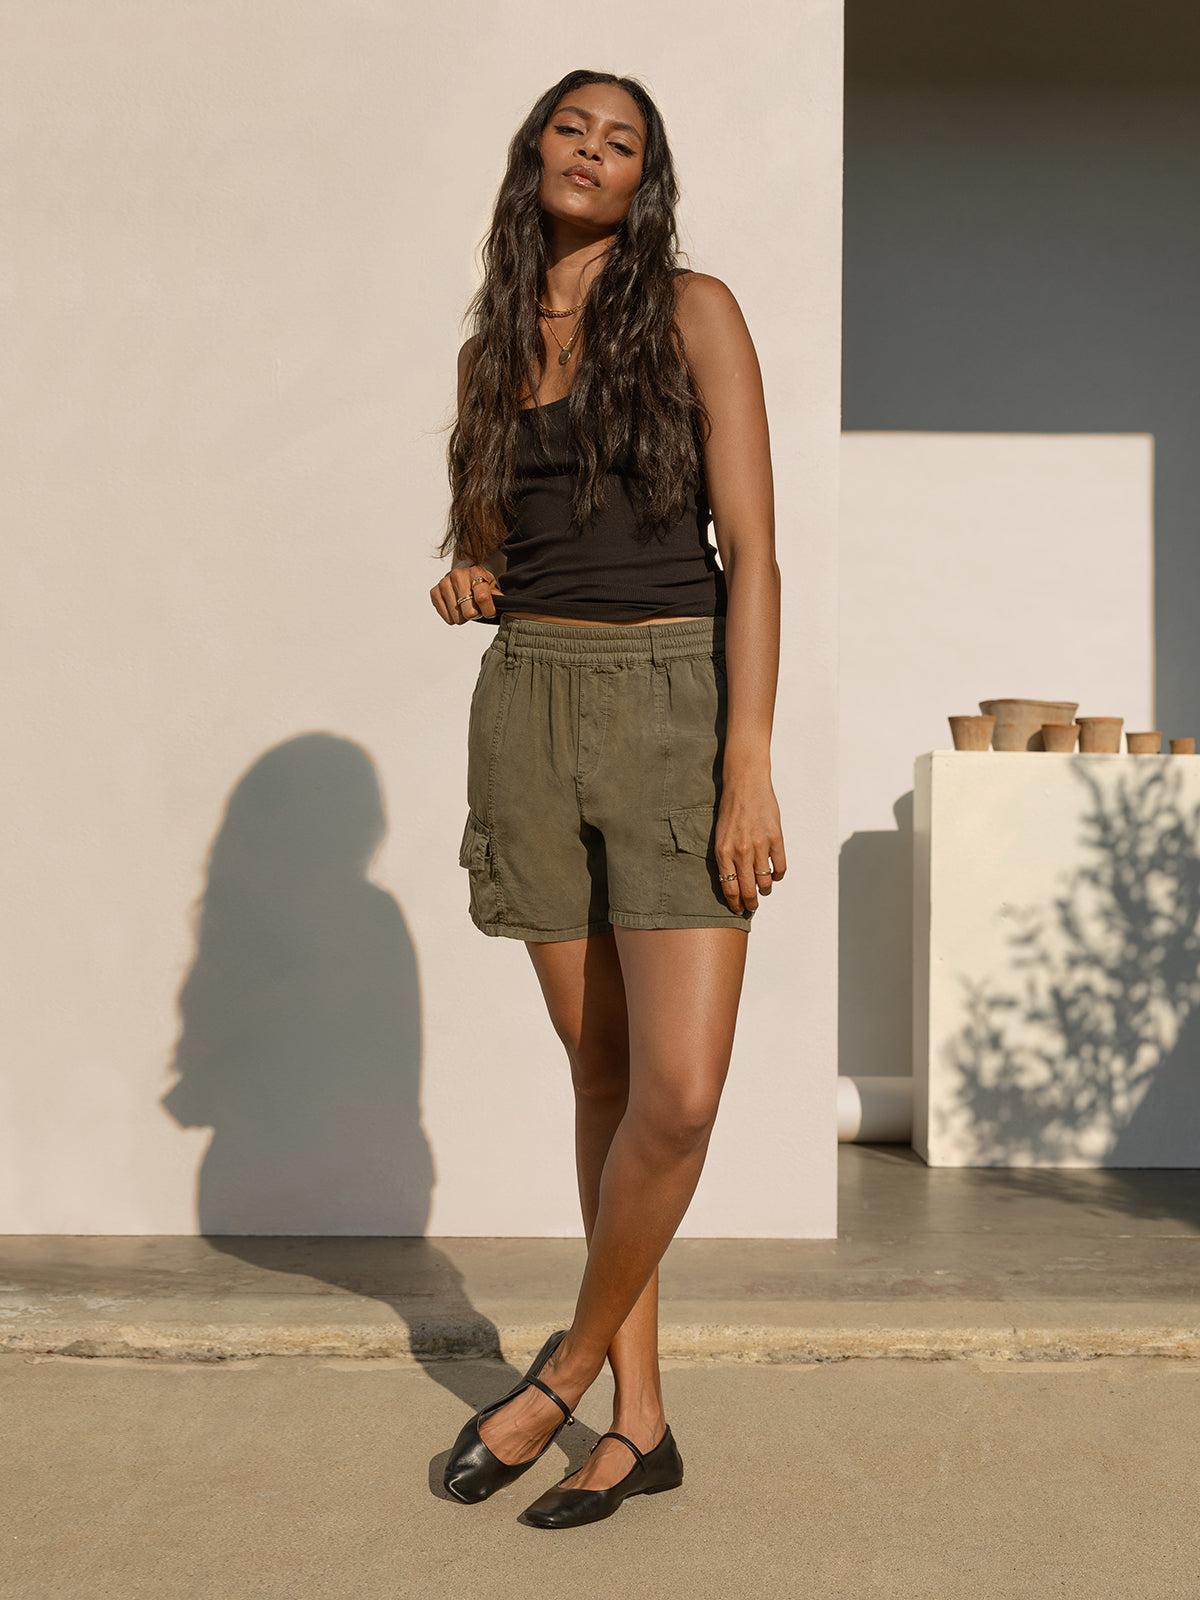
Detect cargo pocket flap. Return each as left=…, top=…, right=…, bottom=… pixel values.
left=668, top=804, right=717, bottom=858
left=458, top=810, right=491, bottom=869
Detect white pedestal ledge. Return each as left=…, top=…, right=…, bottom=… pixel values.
left=913, top=751, right=1200, bottom=1167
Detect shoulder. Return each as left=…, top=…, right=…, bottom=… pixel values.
left=456, top=334, right=481, bottom=408
left=457, top=334, right=481, bottom=382
left=671, top=270, right=743, bottom=333
left=669, top=272, right=757, bottom=397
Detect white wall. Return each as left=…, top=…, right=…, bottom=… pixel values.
left=914, top=751, right=1200, bottom=1167
left=0, top=1, right=843, bottom=1236
left=842, top=75, right=1200, bottom=748
left=838, top=433, right=1154, bottom=1079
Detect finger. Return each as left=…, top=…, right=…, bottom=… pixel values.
left=715, top=855, right=745, bottom=915
left=755, top=841, right=784, bottom=893
left=447, top=571, right=478, bottom=624
left=430, top=580, right=456, bottom=626
left=737, top=857, right=760, bottom=914
left=474, top=570, right=504, bottom=619
left=769, top=836, right=786, bottom=879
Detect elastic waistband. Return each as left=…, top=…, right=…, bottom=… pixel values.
left=493, top=613, right=724, bottom=666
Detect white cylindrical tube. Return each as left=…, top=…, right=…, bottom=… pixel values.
left=836, top=1076, right=913, bottom=1143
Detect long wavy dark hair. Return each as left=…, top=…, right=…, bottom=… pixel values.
left=437, top=69, right=710, bottom=567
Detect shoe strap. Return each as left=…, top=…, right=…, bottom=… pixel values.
left=526, top=1375, right=575, bottom=1426
left=592, top=1429, right=645, bottom=1465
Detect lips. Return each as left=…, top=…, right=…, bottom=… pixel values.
left=564, top=165, right=600, bottom=188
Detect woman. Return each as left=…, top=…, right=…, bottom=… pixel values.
left=429, top=69, right=784, bottom=1529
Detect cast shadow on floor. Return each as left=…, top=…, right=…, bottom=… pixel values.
left=159, top=732, right=598, bottom=1495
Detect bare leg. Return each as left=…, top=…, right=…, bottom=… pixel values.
left=520, top=930, right=666, bottom=1489
left=478, top=924, right=748, bottom=1484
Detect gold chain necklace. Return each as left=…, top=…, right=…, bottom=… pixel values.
left=540, top=306, right=584, bottom=366
left=535, top=297, right=584, bottom=318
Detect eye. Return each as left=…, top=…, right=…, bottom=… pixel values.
left=555, top=124, right=581, bottom=136
left=612, top=143, right=635, bottom=156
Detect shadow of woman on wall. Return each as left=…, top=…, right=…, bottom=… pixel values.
left=159, top=733, right=549, bottom=1492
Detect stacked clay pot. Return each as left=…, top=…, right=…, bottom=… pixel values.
left=978, top=699, right=1078, bottom=751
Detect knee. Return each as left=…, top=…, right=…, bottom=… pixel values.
left=568, top=1042, right=630, bottom=1108
left=632, top=1090, right=720, bottom=1161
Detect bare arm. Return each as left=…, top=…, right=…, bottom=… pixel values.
left=674, top=272, right=785, bottom=913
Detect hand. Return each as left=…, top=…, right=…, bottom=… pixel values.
left=431, top=565, right=504, bottom=625
left=714, top=778, right=785, bottom=915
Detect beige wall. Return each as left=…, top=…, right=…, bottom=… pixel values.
left=843, top=66, right=1200, bottom=754
left=838, top=432, right=1154, bottom=1081
left=914, top=751, right=1200, bottom=1167
left=1, top=2, right=843, bottom=1235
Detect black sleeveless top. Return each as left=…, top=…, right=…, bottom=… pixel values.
left=481, top=394, right=727, bottom=624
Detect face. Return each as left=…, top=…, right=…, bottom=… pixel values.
left=537, top=83, right=646, bottom=234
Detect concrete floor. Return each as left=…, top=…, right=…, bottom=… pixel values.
left=2, top=1145, right=1198, bottom=1362
left=3, top=1145, right=1200, bottom=1597
left=5, top=1353, right=1199, bottom=1599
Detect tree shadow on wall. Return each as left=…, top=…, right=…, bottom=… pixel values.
left=940, top=760, right=1200, bottom=1199
left=159, top=733, right=523, bottom=1432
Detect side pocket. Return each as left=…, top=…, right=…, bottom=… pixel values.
left=458, top=809, right=490, bottom=869
left=457, top=809, right=504, bottom=926
left=667, top=803, right=718, bottom=858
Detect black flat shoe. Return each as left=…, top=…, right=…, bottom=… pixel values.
left=522, top=1425, right=684, bottom=1529
left=443, top=1330, right=575, bottom=1504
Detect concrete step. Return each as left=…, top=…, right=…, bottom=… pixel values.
left=3, top=1147, right=1197, bottom=1363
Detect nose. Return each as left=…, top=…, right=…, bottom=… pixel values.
left=575, top=134, right=602, bottom=162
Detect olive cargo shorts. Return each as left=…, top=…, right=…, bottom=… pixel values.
left=457, top=613, right=755, bottom=942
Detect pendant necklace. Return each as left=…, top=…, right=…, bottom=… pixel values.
left=537, top=297, right=584, bottom=366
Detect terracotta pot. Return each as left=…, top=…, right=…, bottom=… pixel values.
left=1077, top=717, right=1123, bottom=754
left=1126, top=730, right=1163, bottom=754
left=979, top=699, right=1078, bottom=751
left=1170, top=738, right=1196, bottom=755
left=948, top=714, right=995, bottom=751
left=1041, top=723, right=1080, bottom=753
